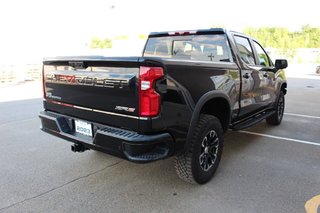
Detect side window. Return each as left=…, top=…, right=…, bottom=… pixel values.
left=234, top=36, right=255, bottom=65
left=253, top=41, right=270, bottom=67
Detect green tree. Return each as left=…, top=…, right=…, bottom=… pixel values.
left=244, top=26, right=320, bottom=49
left=243, top=26, right=320, bottom=60
left=90, top=37, right=112, bottom=49
left=139, top=34, right=148, bottom=39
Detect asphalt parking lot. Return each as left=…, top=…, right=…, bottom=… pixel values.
left=0, top=75, right=319, bottom=213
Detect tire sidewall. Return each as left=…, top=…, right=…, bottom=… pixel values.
left=191, top=117, right=224, bottom=184
left=276, top=92, right=285, bottom=123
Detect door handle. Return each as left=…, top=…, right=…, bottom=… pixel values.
left=243, top=73, right=250, bottom=79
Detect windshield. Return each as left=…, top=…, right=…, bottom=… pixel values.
left=143, top=34, right=233, bottom=63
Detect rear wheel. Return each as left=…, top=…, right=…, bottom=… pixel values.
left=266, top=91, right=285, bottom=125
left=175, top=115, right=224, bottom=184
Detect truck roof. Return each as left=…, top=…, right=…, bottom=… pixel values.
left=149, top=28, right=228, bottom=37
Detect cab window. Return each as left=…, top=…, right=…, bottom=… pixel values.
left=234, top=36, right=255, bottom=65
left=144, top=34, right=233, bottom=63
left=253, top=41, right=270, bottom=67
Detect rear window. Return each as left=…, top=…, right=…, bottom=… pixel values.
left=143, top=34, right=233, bottom=63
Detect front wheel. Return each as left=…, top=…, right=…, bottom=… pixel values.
left=175, top=115, right=224, bottom=184
left=266, top=91, right=285, bottom=125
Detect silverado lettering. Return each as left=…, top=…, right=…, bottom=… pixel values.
left=45, top=74, right=130, bottom=89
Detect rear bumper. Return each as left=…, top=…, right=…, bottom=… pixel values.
left=39, top=111, right=174, bottom=163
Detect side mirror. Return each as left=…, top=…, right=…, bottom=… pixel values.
left=275, top=59, right=288, bottom=70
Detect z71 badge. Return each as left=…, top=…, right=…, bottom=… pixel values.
left=115, top=106, right=136, bottom=113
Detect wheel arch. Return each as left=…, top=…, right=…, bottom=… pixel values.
left=184, top=91, right=231, bottom=150
left=280, top=82, right=287, bottom=95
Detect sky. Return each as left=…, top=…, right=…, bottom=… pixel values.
left=0, top=0, right=319, bottom=62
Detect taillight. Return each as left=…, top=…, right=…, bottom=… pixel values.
left=168, top=30, right=197, bottom=36
left=139, top=66, right=164, bottom=117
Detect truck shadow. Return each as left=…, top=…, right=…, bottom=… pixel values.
left=80, top=124, right=277, bottom=211
left=91, top=122, right=276, bottom=189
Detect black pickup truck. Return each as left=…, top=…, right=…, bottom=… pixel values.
left=39, top=28, right=287, bottom=184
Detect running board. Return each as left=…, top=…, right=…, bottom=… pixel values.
left=231, top=111, right=275, bottom=131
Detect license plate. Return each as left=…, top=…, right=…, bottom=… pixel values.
left=75, top=120, right=93, bottom=137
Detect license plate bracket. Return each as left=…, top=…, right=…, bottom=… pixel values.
left=75, top=119, right=93, bottom=137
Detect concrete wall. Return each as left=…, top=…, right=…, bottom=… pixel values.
left=0, top=64, right=42, bottom=84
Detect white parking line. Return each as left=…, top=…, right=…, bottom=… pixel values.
left=284, top=113, right=320, bottom=119
left=238, top=130, right=320, bottom=146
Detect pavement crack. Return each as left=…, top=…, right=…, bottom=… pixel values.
left=0, top=160, right=123, bottom=212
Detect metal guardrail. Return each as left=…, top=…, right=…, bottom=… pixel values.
left=0, top=64, right=42, bottom=84
left=25, top=64, right=42, bottom=81
left=0, top=64, right=16, bottom=83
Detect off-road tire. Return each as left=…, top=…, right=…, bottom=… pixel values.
left=175, top=114, right=224, bottom=184
left=266, top=91, right=285, bottom=125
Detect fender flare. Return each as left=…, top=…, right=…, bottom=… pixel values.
left=279, top=81, right=287, bottom=95
left=184, top=91, right=232, bottom=151
left=271, top=81, right=287, bottom=109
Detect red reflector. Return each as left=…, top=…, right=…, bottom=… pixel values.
left=139, top=66, right=164, bottom=117
left=48, top=100, right=74, bottom=108
left=168, top=31, right=197, bottom=36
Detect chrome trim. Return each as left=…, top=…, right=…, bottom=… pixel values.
left=73, top=105, right=92, bottom=111
left=93, top=109, right=148, bottom=120
left=72, top=104, right=148, bottom=120
left=46, top=99, right=149, bottom=120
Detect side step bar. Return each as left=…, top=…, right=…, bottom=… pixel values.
left=231, top=111, right=275, bottom=131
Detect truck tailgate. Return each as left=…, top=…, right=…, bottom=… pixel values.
left=43, top=57, right=141, bottom=130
